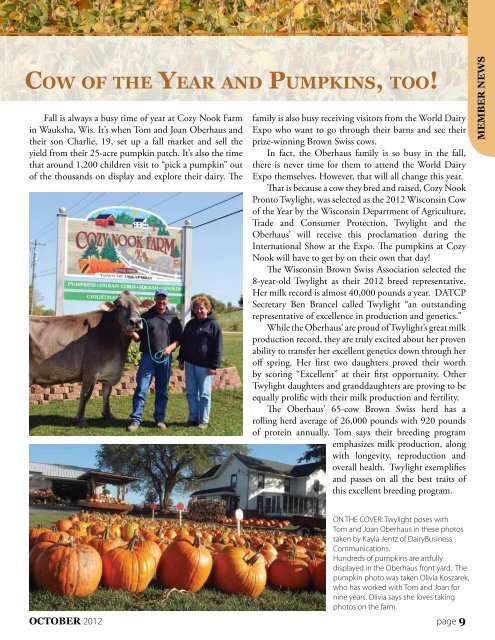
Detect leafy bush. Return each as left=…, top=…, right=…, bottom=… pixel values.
left=125, top=341, right=141, bottom=370
left=0, top=0, right=468, bottom=35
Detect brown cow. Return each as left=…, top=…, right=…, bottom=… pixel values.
left=29, top=291, right=155, bottom=426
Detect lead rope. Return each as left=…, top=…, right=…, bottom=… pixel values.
left=139, top=315, right=170, bottom=364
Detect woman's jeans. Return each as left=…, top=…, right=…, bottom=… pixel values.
left=130, top=354, right=171, bottom=424
left=185, top=361, right=212, bottom=424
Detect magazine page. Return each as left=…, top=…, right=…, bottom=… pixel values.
left=0, top=1, right=493, bottom=638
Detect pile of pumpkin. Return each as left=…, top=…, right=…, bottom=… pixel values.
left=84, top=496, right=128, bottom=505
left=29, top=515, right=326, bottom=598
left=223, top=517, right=292, bottom=528
left=78, top=258, right=126, bottom=274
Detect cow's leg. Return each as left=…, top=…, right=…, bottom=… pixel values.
left=75, top=374, right=97, bottom=426
left=101, top=383, right=115, bottom=421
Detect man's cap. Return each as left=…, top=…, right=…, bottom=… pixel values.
left=155, top=289, right=169, bottom=298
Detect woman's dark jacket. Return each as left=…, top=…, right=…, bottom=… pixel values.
left=178, top=314, right=223, bottom=369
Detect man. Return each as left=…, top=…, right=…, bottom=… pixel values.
left=128, top=290, right=182, bottom=432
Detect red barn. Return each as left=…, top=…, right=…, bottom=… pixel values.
left=94, top=213, right=116, bottom=227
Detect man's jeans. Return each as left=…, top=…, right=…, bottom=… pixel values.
left=130, top=353, right=171, bottom=425
left=185, top=361, right=212, bottom=424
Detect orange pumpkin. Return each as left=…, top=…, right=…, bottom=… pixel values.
left=312, top=559, right=326, bottom=592
left=29, top=526, right=50, bottom=550
left=213, top=547, right=266, bottom=597
left=38, top=530, right=70, bottom=544
left=56, top=519, right=73, bottom=532
left=256, top=542, right=278, bottom=568
left=89, top=528, right=125, bottom=558
left=29, top=540, right=57, bottom=584
left=102, top=535, right=155, bottom=593
left=268, top=554, right=311, bottom=590
left=34, top=542, right=102, bottom=596
left=157, top=536, right=212, bottom=593
left=133, top=536, right=162, bottom=569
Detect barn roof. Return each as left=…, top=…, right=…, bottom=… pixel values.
left=79, top=470, right=139, bottom=485
left=29, top=462, right=139, bottom=485
left=198, top=464, right=221, bottom=480
left=95, top=213, right=115, bottom=219
left=233, top=453, right=322, bottom=478
left=198, top=454, right=323, bottom=481
left=30, top=462, right=92, bottom=480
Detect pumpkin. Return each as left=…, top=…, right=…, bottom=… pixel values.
left=120, top=522, right=139, bottom=542
left=277, top=542, right=308, bottom=557
left=56, top=519, right=73, bottom=532
left=29, top=525, right=50, bottom=549
left=102, top=535, right=155, bottom=593
left=213, top=547, right=267, bottom=597
left=38, top=530, right=70, bottom=544
left=29, top=540, right=58, bottom=584
left=163, top=529, right=177, bottom=541
left=268, top=553, right=311, bottom=590
left=89, top=524, right=106, bottom=537
left=312, top=559, right=326, bottom=592
left=89, top=527, right=125, bottom=558
left=157, top=536, right=212, bottom=593
left=175, top=527, right=192, bottom=540
left=34, top=541, right=102, bottom=596
left=133, top=536, right=162, bottom=569
left=256, top=542, right=278, bottom=568
left=107, top=524, right=122, bottom=538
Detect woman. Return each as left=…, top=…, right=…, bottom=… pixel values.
left=178, top=296, right=223, bottom=430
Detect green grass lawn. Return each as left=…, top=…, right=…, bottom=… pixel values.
left=29, top=584, right=325, bottom=611
left=29, top=389, right=241, bottom=436
left=29, top=510, right=178, bottom=529
left=30, top=513, right=67, bottom=529
left=216, top=309, right=243, bottom=333
left=222, top=331, right=242, bottom=380
left=29, top=333, right=242, bottom=436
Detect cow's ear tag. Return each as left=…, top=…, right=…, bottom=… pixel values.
left=140, top=299, right=155, bottom=310
left=100, top=301, right=116, bottom=312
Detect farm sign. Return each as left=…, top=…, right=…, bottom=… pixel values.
left=63, top=206, right=185, bottom=304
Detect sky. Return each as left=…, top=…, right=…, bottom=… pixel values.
left=29, top=191, right=242, bottom=313
left=29, top=444, right=310, bottom=506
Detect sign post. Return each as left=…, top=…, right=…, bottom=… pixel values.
left=235, top=508, right=244, bottom=536
left=55, top=207, right=67, bottom=316
left=177, top=501, right=185, bottom=527
left=150, top=503, right=157, bottom=519
left=182, top=219, right=193, bottom=326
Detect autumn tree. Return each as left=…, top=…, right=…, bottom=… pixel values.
left=96, top=444, right=249, bottom=509
left=298, top=445, right=326, bottom=471
left=29, top=285, right=55, bottom=316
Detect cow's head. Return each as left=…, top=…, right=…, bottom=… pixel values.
left=100, top=291, right=155, bottom=335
